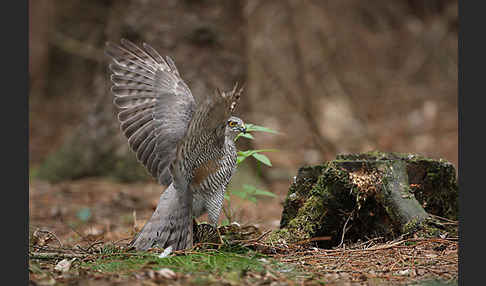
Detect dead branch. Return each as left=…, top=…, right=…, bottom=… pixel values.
left=29, top=252, right=87, bottom=260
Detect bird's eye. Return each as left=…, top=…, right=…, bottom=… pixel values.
left=228, top=121, right=237, bottom=127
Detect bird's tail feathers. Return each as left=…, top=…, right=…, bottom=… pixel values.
left=129, top=183, right=193, bottom=251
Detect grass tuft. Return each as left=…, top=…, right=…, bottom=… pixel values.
left=83, top=248, right=268, bottom=277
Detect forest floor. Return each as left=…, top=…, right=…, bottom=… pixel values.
left=29, top=178, right=458, bottom=286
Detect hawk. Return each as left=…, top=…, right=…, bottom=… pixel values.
left=105, top=39, right=245, bottom=251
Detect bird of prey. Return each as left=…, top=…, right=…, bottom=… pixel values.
left=105, top=39, right=246, bottom=251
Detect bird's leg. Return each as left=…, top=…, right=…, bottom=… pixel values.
left=214, top=223, right=223, bottom=246
left=206, top=191, right=226, bottom=245
left=207, top=214, right=223, bottom=246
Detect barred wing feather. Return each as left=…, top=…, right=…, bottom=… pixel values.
left=105, top=39, right=196, bottom=185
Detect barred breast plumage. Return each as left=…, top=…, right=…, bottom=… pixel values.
left=191, top=136, right=237, bottom=225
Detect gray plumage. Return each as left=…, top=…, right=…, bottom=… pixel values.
left=105, top=39, right=245, bottom=251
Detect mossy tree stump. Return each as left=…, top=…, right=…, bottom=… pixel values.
left=271, top=151, right=458, bottom=248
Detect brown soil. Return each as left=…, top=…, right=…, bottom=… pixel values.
left=29, top=178, right=457, bottom=285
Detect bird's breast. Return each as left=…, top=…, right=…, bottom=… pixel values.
left=191, top=158, right=221, bottom=187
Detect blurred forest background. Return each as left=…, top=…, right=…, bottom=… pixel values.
left=29, top=0, right=458, bottom=241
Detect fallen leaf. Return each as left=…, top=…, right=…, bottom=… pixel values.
left=156, top=268, right=177, bottom=279
left=397, top=269, right=410, bottom=276
left=146, top=269, right=155, bottom=279
left=54, top=258, right=76, bottom=272
left=158, top=245, right=173, bottom=258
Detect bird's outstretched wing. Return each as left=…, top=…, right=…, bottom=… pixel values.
left=105, top=39, right=196, bottom=185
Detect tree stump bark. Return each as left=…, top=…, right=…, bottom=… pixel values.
left=270, top=151, right=458, bottom=248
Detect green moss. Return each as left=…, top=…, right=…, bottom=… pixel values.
left=83, top=249, right=267, bottom=276
left=278, top=162, right=361, bottom=245
left=278, top=151, right=458, bottom=247
left=402, top=217, right=423, bottom=234
left=339, top=151, right=458, bottom=219
left=336, top=150, right=426, bottom=162
left=400, top=215, right=458, bottom=238
left=280, top=164, right=327, bottom=228
left=286, top=196, right=327, bottom=241
left=407, top=159, right=458, bottom=219
left=265, top=228, right=293, bottom=243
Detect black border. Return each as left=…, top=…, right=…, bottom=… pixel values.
left=4, top=0, right=29, bottom=285
left=459, top=1, right=479, bottom=285
left=457, top=1, right=462, bottom=284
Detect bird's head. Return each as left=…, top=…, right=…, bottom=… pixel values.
left=226, top=116, right=246, bottom=139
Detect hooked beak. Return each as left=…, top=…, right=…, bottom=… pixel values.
left=239, top=125, right=247, bottom=134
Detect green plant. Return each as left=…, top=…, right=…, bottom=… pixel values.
left=83, top=248, right=267, bottom=277
left=223, top=123, right=279, bottom=223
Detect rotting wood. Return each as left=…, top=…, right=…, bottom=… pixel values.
left=270, top=151, right=458, bottom=248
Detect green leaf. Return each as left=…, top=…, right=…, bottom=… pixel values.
left=231, top=190, right=249, bottom=200
left=252, top=153, right=272, bottom=166
left=245, top=123, right=279, bottom=134
left=237, top=150, right=255, bottom=158
left=235, top=132, right=254, bottom=141
left=242, top=184, right=276, bottom=198
left=227, top=184, right=276, bottom=205
left=237, top=150, right=258, bottom=165
left=253, top=189, right=277, bottom=198
left=237, top=155, right=247, bottom=165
